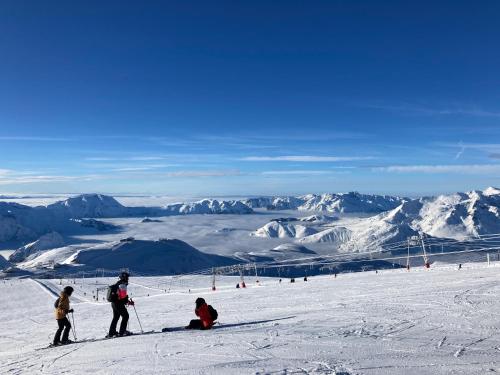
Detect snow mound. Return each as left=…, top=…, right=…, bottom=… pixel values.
left=69, top=239, right=237, bottom=274
left=141, top=218, right=163, bottom=223
left=164, top=199, right=253, bottom=215
left=483, top=186, right=500, bottom=196
left=47, top=194, right=128, bottom=218
left=9, top=232, right=65, bottom=263
left=270, top=243, right=317, bottom=256
left=252, top=222, right=317, bottom=239
left=235, top=243, right=316, bottom=262
left=299, top=227, right=352, bottom=244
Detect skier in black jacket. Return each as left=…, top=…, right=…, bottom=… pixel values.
left=107, top=272, right=134, bottom=337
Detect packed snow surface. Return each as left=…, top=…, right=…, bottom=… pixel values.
left=1, top=263, right=500, bottom=374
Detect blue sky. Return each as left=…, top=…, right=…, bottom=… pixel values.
left=1, top=1, right=500, bottom=196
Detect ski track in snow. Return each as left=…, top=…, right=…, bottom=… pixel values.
left=2, top=264, right=500, bottom=374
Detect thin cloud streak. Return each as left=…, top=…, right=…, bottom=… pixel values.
left=241, top=156, right=374, bottom=162
left=374, top=164, right=500, bottom=174
left=262, top=170, right=345, bottom=175
left=167, top=170, right=241, bottom=178
left=0, top=136, right=72, bottom=141
left=363, top=102, right=500, bottom=118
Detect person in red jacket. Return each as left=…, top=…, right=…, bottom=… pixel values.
left=185, top=298, right=214, bottom=330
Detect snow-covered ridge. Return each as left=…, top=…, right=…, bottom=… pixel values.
left=252, top=221, right=317, bottom=239
left=9, top=232, right=65, bottom=263
left=66, top=238, right=238, bottom=275
left=250, top=187, right=500, bottom=251
left=243, top=191, right=404, bottom=213
left=163, top=199, right=253, bottom=215
left=0, top=194, right=254, bottom=244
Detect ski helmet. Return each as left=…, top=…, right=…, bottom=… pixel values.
left=195, top=297, right=206, bottom=307
left=119, top=272, right=129, bottom=281
left=63, top=286, right=74, bottom=295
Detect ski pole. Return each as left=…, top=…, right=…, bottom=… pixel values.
left=70, top=312, right=77, bottom=341
left=132, top=305, right=143, bottom=334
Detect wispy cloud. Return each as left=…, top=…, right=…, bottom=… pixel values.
left=455, top=141, right=466, bottom=159
left=364, top=102, right=500, bottom=118
left=262, top=170, right=347, bottom=175
left=438, top=142, right=500, bottom=151
left=374, top=164, right=500, bottom=174
left=111, top=166, right=167, bottom=172
left=167, top=170, right=240, bottom=178
left=82, top=163, right=177, bottom=171
left=84, top=156, right=167, bottom=162
left=241, top=155, right=373, bottom=162
left=0, top=173, right=102, bottom=185
left=0, top=136, right=71, bottom=141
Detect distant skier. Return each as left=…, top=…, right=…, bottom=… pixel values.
left=53, top=286, right=74, bottom=346
left=185, top=298, right=217, bottom=330
left=107, top=272, right=134, bottom=337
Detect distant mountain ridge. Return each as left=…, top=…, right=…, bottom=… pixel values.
left=243, top=191, right=405, bottom=213
left=0, top=194, right=254, bottom=244
left=251, top=187, right=500, bottom=251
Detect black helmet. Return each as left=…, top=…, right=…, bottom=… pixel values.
left=63, top=286, right=74, bottom=295
left=119, top=272, right=129, bottom=281
left=195, top=297, right=206, bottom=308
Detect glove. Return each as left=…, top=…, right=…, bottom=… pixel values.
left=68, top=309, right=74, bottom=313
left=128, top=300, right=135, bottom=306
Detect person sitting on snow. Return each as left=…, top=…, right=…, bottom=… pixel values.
left=185, top=297, right=217, bottom=330
left=53, top=286, right=74, bottom=346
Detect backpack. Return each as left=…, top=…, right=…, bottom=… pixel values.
left=106, top=284, right=118, bottom=302
left=208, top=305, right=218, bottom=321
left=54, top=297, right=60, bottom=309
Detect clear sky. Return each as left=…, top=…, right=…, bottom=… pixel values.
left=1, top=1, right=499, bottom=197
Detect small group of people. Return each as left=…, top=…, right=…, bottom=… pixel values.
left=53, top=272, right=216, bottom=346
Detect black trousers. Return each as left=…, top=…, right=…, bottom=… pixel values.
left=187, top=319, right=206, bottom=330
left=54, top=317, right=71, bottom=344
left=109, top=302, right=129, bottom=335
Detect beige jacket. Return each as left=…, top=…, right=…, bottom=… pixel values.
left=55, top=292, right=70, bottom=320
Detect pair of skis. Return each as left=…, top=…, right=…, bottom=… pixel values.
left=37, top=330, right=156, bottom=350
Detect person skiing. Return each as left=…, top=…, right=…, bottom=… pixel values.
left=107, top=272, right=134, bottom=337
left=185, top=297, right=215, bottom=330
left=53, top=286, right=74, bottom=346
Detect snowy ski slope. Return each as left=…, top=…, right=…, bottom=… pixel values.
left=1, top=263, right=500, bottom=374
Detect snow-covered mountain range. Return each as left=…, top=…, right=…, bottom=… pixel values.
left=0, top=194, right=254, bottom=244
left=244, top=192, right=404, bottom=213
left=1, top=188, right=499, bottom=275
left=251, top=187, right=500, bottom=252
